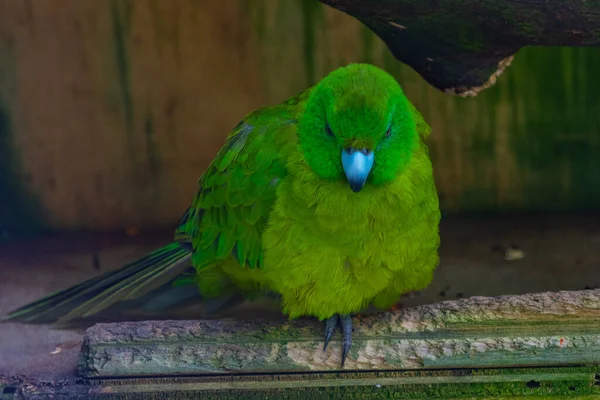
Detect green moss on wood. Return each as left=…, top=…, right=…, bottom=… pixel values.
left=361, top=25, right=375, bottom=64
left=8, top=366, right=600, bottom=399
left=385, top=46, right=600, bottom=214
left=0, top=42, right=44, bottom=238
left=110, top=0, right=134, bottom=138
left=507, top=47, right=600, bottom=212
left=143, top=111, right=160, bottom=183
left=241, top=0, right=268, bottom=43
left=300, top=1, right=324, bottom=86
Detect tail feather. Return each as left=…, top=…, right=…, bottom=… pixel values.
left=1, top=243, right=192, bottom=325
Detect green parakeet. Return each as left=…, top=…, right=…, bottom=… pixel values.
left=3, top=63, right=440, bottom=366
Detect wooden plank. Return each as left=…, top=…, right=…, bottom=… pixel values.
left=4, top=366, right=600, bottom=399
left=2, top=1, right=600, bottom=232
left=80, top=289, right=600, bottom=377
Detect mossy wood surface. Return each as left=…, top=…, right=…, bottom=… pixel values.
left=3, top=366, right=600, bottom=399
left=2, top=1, right=600, bottom=233
left=320, top=0, right=600, bottom=95
left=80, top=289, right=600, bottom=378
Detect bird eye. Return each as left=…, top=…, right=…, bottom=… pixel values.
left=325, top=123, right=334, bottom=137
left=385, top=127, right=392, bottom=138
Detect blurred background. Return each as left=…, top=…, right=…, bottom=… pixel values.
left=1, top=0, right=600, bottom=234
left=1, top=0, right=600, bottom=378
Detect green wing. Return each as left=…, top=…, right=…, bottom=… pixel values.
left=175, top=95, right=305, bottom=270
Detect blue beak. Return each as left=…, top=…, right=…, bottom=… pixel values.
left=341, top=148, right=374, bottom=193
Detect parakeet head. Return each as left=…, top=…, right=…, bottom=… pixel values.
left=298, top=63, right=418, bottom=192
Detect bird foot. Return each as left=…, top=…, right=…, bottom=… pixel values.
left=322, top=314, right=353, bottom=367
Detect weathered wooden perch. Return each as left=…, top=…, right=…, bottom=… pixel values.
left=80, top=289, right=600, bottom=378
left=319, top=0, right=600, bottom=96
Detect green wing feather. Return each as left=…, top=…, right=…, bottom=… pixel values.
left=1, top=243, right=192, bottom=325
left=175, top=94, right=306, bottom=270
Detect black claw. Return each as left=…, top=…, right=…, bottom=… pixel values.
left=341, top=345, right=350, bottom=367
left=340, top=314, right=353, bottom=367
left=323, top=315, right=338, bottom=352
left=322, top=314, right=354, bottom=367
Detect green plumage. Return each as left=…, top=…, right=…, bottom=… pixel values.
left=3, top=64, right=440, bottom=334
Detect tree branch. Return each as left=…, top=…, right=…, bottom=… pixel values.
left=318, top=0, right=600, bottom=95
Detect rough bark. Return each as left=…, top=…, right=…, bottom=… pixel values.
left=318, top=0, right=600, bottom=95
left=80, top=289, right=600, bottom=377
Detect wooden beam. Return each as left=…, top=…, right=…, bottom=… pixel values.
left=80, top=289, right=600, bottom=378
left=319, top=0, right=600, bottom=96
left=4, top=366, right=600, bottom=399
